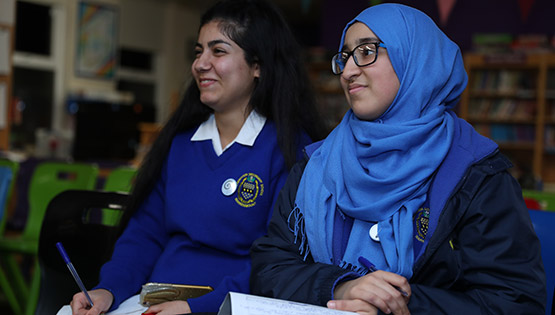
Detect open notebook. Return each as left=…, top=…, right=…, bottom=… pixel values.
left=57, top=294, right=147, bottom=315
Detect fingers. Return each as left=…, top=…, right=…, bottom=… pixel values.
left=354, top=283, right=408, bottom=314
left=368, top=273, right=410, bottom=314
left=379, top=271, right=411, bottom=300
left=334, top=271, right=411, bottom=315
left=70, top=289, right=113, bottom=315
left=143, top=305, right=159, bottom=314
left=84, top=305, right=108, bottom=315
left=70, top=292, right=93, bottom=315
left=328, top=299, right=378, bottom=315
left=143, top=300, right=191, bottom=315
left=144, top=303, right=165, bottom=313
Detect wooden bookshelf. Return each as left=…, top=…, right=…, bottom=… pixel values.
left=460, top=52, right=555, bottom=183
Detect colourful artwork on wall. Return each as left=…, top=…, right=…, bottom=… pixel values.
left=75, top=2, right=118, bottom=79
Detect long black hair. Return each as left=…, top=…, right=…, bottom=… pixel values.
left=119, top=0, right=325, bottom=231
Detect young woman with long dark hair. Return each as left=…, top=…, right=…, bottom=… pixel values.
left=69, top=0, right=325, bottom=314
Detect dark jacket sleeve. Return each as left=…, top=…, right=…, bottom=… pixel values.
left=408, top=163, right=546, bottom=314
left=250, top=160, right=354, bottom=306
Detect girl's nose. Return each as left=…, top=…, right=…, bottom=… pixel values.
left=193, top=51, right=211, bottom=72
left=341, top=55, right=361, bottom=81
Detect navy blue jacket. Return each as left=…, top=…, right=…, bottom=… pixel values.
left=251, top=127, right=546, bottom=314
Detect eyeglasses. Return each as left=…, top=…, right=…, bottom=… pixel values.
left=331, top=42, right=386, bottom=75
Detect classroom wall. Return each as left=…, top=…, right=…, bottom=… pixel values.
left=17, top=0, right=202, bottom=132
left=68, top=0, right=201, bottom=124
left=15, top=0, right=555, bottom=128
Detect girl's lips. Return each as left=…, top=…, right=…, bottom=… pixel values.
left=349, top=85, right=365, bottom=94
left=199, top=79, right=216, bottom=88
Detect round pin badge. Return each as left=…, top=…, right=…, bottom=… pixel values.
left=221, top=178, right=237, bottom=196
left=369, top=223, right=380, bottom=242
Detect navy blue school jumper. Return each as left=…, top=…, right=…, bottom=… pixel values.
left=96, top=121, right=310, bottom=313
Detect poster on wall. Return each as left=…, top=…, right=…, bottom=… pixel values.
left=75, top=1, right=118, bottom=79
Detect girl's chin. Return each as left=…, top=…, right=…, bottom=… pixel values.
left=351, top=109, right=381, bottom=121
left=200, top=96, right=218, bottom=107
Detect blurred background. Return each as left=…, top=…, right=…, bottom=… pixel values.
left=1, top=0, right=555, bottom=169
left=0, top=1, right=555, bottom=220
left=1, top=0, right=555, bottom=314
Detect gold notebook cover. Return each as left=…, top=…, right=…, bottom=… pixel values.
left=139, top=282, right=214, bottom=306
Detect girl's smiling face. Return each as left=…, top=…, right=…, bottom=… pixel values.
left=340, top=22, right=400, bottom=121
left=192, top=21, right=260, bottom=114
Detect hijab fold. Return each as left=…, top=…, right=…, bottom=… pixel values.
left=293, top=4, right=468, bottom=278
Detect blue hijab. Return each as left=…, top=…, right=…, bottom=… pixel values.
left=293, top=4, right=467, bottom=278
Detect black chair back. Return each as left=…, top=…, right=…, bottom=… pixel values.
left=36, top=189, right=128, bottom=315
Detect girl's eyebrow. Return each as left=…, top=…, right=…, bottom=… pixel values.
left=195, top=39, right=233, bottom=49
left=356, top=37, right=380, bottom=45
left=341, top=37, right=380, bottom=51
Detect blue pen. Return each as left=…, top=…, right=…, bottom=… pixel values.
left=358, top=256, right=409, bottom=297
left=56, top=242, right=94, bottom=307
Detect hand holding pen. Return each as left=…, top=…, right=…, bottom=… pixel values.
left=70, top=289, right=113, bottom=315
left=358, top=256, right=409, bottom=297
left=329, top=257, right=411, bottom=315
left=57, top=242, right=114, bottom=315
left=56, top=242, right=94, bottom=306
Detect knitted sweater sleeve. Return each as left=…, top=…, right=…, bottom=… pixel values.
left=94, top=177, right=170, bottom=311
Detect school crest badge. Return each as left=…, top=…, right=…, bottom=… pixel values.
left=415, top=207, right=430, bottom=243
left=235, top=173, right=264, bottom=208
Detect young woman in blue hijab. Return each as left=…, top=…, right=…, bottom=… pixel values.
left=250, top=4, right=546, bottom=314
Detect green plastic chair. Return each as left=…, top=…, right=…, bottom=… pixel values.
left=522, top=189, right=555, bottom=211
left=104, top=166, right=137, bottom=193
left=0, top=161, right=98, bottom=315
left=102, top=166, right=136, bottom=226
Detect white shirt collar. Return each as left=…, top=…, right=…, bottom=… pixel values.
left=191, top=110, right=267, bottom=156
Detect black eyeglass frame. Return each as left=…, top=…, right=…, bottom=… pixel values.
left=331, top=42, right=387, bottom=75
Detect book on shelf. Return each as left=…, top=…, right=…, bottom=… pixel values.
left=471, top=33, right=513, bottom=54
left=545, top=126, right=555, bottom=150
left=469, top=99, right=491, bottom=119
left=490, top=125, right=514, bottom=142
left=546, top=89, right=555, bottom=99
left=548, top=102, right=555, bottom=121
left=515, top=125, right=535, bottom=142
left=476, top=124, right=535, bottom=144
left=472, top=70, right=536, bottom=93
left=511, top=34, right=551, bottom=53
left=514, top=100, right=537, bottom=119
left=469, top=99, right=536, bottom=121
left=497, top=70, right=519, bottom=92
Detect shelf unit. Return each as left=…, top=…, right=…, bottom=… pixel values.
left=459, top=52, right=555, bottom=183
